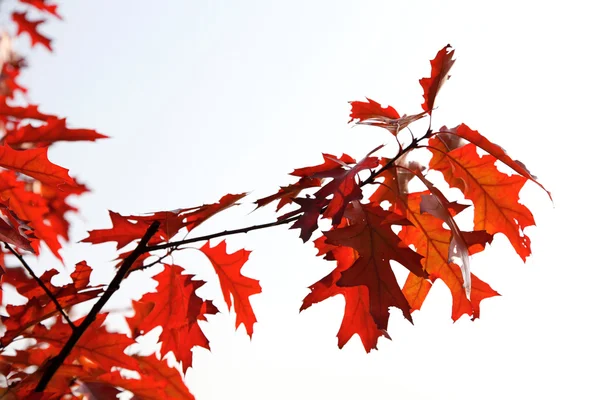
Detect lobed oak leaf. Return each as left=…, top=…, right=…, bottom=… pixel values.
left=0, top=145, right=74, bottom=187
left=398, top=192, right=497, bottom=320
left=0, top=63, right=27, bottom=99
left=26, top=178, right=89, bottom=242
left=428, top=135, right=536, bottom=261
left=349, top=98, right=428, bottom=136
left=19, top=0, right=61, bottom=19
left=324, top=202, right=425, bottom=329
left=131, top=354, right=195, bottom=400
left=200, top=240, right=261, bottom=336
left=127, top=192, right=246, bottom=240
left=26, top=314, right=140, bottom=372
left=130, top=264, right=218, bottom=372
left=255, top=176, right=321, bottom=211
left=291, top=153, right=356, bottom=178
left=0, top=99, right=53, bottom=121
left=420, top=44, right=455, bottom=113
left=439, top=124, right=552, bottom=199
left=11, top=12, right=52, bottom=51
left=302, top=238, right=388, bottom=352
left=286, top=150, right=380, bottom=242
left=4, top=117, right=108, bottom=148
left=0, top=208, right=34, bottom=251
left=81, top=210, right=162, bottom=249
left=369, top=156, right=422, bottom=215
left=1, top=261, right=103, bottom=346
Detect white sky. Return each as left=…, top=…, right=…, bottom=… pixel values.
left=9, top=0, right=599, bottom=399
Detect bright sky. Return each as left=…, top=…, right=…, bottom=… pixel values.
left=12, top=0, right=599, bottom=399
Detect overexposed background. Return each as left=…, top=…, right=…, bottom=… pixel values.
left=10, top=0, right=600, bottom=399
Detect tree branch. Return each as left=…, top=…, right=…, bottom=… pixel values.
left=146, top=130, right=432, bottom=253
left=33, top=221, right=161, bottom=393
left=144, top=214, right=300, bottom=252
left=3, top=242, right=76, bottom=331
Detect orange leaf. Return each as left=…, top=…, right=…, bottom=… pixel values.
left=420, top=44, right=455, bottom=113
left=399, top=192, right=497, bottom=320
left=439, top=123, right=551, bottom=199
left=428, top=135, right=535, bottom=261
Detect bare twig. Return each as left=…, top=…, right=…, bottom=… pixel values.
left=33, top=221, right=161, bottom=393
left=145, top=130, right=432, bottom=253
left=3, top=242, right=76, bottom=331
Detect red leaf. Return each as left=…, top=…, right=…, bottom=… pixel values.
left=301, top=239, right=388, bottom=352
left=19, top=0, right=61, bottom=19
left=0, top=99, right=53, bottom=121
left=255, top=176, right=321, bottom=211
left=127, top=192, right=246, bottom=239
left=324, top=202, right=425, bottom=329
left=349, top=97, right=400, bottom=121
left=200, top=240, right=261, bottom=336
left=130, top=264, right=218, bottom=371
left=420, top=44, right=455, bottom=113
left=0, top=145, right=74, bottom=187
left=349, top=98, right=427, bottom=136
left=81, top=211, right=160, bottom=249
left=132, top=354, right=195, bottom=400
left=11, top=12, right=52, bottom=51
left=26, top=315, right=140, bottom=372
left=1, top=261, right=103, bottom=346
left=4, top=117, right=108, bottom=148
left=286, top=151, right=379, bottom=241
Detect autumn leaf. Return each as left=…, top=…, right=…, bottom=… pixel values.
left=81, top=210, right=162, bottom=249
left=0, top=99, right=53, bottom=121
left=128, top=264, right=218, bottom=371
left=127, top=192, right=246, bottom=239
left=399, top=192, right=497, bottom=320
left=324, top=202, right=425, bottom=329
left=26, top=314, right=140, bottom=371
left=255, top=176, right=321, bottom=211
left=301, top=236, right=389, bottom=352
left=349, top=98, right=427, bottom=136
left=285, top=151, right=380, bottom=242
left=11, top=12, right=52, bottom=51
left=0, top=205, right=34, bottom=251
left=0, top=145, right=74, bottom=188
left=428, top=135, right=536, bottom=261
left=439, top=123, right=552, bottom=199
left=200, top=240, right=261, bottom=336
left=420, top=44, right=455, bottom=113
left=1, top=262, right=104, bottom=346
left=4, top=117, right=108, bottom=148
left=19, top=0, right=61, bottom=19
left=132, top=354, right=195, bottom=400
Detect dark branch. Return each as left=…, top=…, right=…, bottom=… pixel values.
left=33, top=221, right=161, bottom=393
left=144, top=214, right=300, bottom=252
left=144, top=130, right=432, bottom=253
left=3, top=242, right=76, bottom=331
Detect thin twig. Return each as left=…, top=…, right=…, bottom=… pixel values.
left=144, top=214, right=300, bottom=252
left=33, top=221, right=161, bottom=393
left=146, top=130, right=432, bottom=253
left=3, top=242, right=76, bottom=331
